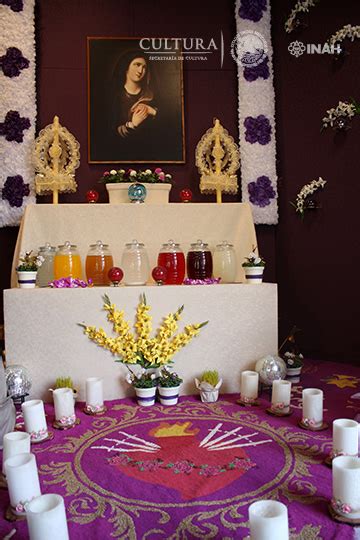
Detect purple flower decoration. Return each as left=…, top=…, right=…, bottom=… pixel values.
left=0, top=110, right=30, bottom=143
left=248, top=176, right=276, bottom=207
left=2, top=175, right=30, bottom=207
left=0, top=0, right=23, bottom=11
left=243, top=56, right=270, bottom=82
left=239, top=0, right=267, bottom=22
left=0, top=47, right=29, bottom=78
left=244, top=115, right=272, bottom=145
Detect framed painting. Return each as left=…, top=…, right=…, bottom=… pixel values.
left=87, top=37, right=185, bottom=163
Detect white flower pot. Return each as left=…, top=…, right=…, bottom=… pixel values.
left=17, top=271, right=37, bottom=289
left=134, top=387, right=156, bottom=407
left=158, top=385, right=180, bottom=406
left=106, top=183, right=172, bottom=204
left=243, top=266, right=264, bottom=284
left=195, top=378, right=222, bottom=403
left=286, top=366, right=303, bottom=377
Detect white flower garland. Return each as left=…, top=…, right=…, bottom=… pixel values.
left=292, top=177, right=326, bottom=217
left=0, top=0, right=36, bottom=227
left=285, top=0, right=319, bottom=34
left=235, top=0, right=278, bottom=224
left=328, top=24, right=360, bottom=46
left=322, top=100, right=358, bottom=130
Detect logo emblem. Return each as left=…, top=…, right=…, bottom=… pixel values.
left=231, top=30, right=268, bottom=67
left=288, top=41, right=306, bottom=57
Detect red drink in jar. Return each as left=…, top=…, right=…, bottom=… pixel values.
left=157, top=240, right=185, bottom=284
left=186, top=240, right=213, bottom=280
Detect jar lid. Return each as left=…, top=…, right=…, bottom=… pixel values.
left=125, top=239, right=144, bottom=247
left=39, top=242, right=56, bottom=252
left=89, top=240, right=109, bottom=248
left=216, top=241, right=234, bottom=248
left=162, top=239, right=180, bottom=248
left=190, top=239, right=209, bottom=248
left=57, top=241, right=77, bottom=249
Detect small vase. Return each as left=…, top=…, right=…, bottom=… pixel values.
left=17, top=271, right=37, bottom=289
left=134, top=387, right=156, bottom=407
left=286, top=365, right=303, bottom=377
left=195, top=378, right=222, bottom=403
left=243, top=266, right=264, bottom=284
left=158, top=385, right=180, bottom=406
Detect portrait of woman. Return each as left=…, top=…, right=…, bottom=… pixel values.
left=88, top=38, right=185, bottom=163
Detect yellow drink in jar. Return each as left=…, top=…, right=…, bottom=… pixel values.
left=54, top=254, right=82, bottom=279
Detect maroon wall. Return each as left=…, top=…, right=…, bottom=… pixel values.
left=1, top=0, right=359, bottom=363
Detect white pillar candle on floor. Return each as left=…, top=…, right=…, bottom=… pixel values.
left=332, top=456, right=360, bottom=517
left=249, top=500, right=289, bottom=540
left=4, top=453, right=41, bottom=515
left=333, top=419, right=359, bottom=457
left=302, top=388, right=323, bottom=427
left=26, top=494, right=69, bottom=540
left=22, top=400, right=48, bottom=442
left=53, top=388, right=75, bottom=426
left=271, top=380, right=291, bottom=413
left=240, top=371, right=259, bottom=402
left=85, top=377, right=104, bottom=411
left=2, top=432, right=31, bottom=475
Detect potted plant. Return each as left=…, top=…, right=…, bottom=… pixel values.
left=16, top=251, right=44, bottom=289
left=126, top=369, right=158, bottom=407
left=49, top=376, right=78, bottom=401
left=284, top=352, right=304, bottom=377
left=242, top=248, right=265, bottom=284
left=100, top=168, right=173, bottom=204
left=195, top=370, right=222, bottom=403
left=157, top=367, right=183, bottom=406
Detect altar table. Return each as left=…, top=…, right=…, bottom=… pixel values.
left=1, top=359, right=359, bottom=539
left=4, top=283, right=277, bottom=400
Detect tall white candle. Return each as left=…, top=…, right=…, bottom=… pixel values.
left=26, top=494, right=69, bottom=540
left=302, top=388, right=323, bottom=427
left=333, top=419, right=359, bottom=457
left=4, top=453, right=41, bottom=515
left=249, top=500, right=289, bottom=540
left=332, top=456, right=360, bottom=517
left=271, top=380, right=291, bottom=413
left=2, top=432, right=31, bottom=475
left=22, top=400, right=48, bottom=442
left=240, top=371, right=259, bottom=402
left=53, top=388, right=75, bottom=426
left=85, top=377, right=104, bottom=411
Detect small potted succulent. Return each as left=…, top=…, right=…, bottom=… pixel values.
left=126, top=369, right=158, bottom=407
left=242, top=248, right=265, bottom=284
left=157, top=366, right=183, bottom=406
left=49, top=376, right=78, bottom=401
left=284, top=352, right=304, bottom=377
left=16, top=251, right=44, bottom=289
left=195, top=370, right=222, bottom=403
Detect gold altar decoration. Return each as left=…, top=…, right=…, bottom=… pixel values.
left=34, top=115, right=80, bottom=204
left=196, top=118, right=240, bottom=203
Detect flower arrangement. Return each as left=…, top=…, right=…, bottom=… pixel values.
left=291, top=177, right=326, bottom=218
left=242, top=248, right=265, bottom=267
left=126, top=368, right=158, bottom=389
left=16, top=251, right=43, bottom=271
left=158, top=366, right=183, bottom=388
left=100, top=168, right=173, bottom=185
left=80, top=294, right=208, bottom=369
left=322, top=100, right=360, bottom=131
left=283, top=351, right=304, bottom=369
left=285, top=0, right=319, bottom=33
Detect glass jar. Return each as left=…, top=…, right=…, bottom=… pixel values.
left=36, top=243, right=56, bottom=287
left=157, top=239, right=185, bottom=285
left=54, top=241, right=82, bottom=280
left=86, top=240, right=114, bottom=286
left=213, top=241, right=237, bottom=283
left=121, top=240, right=150, bottom=286
left=186, top=239, right=213, bottom=280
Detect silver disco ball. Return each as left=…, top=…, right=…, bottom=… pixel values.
left=255, top=354, right=286, bottom=385
left=5, top=365, right=32, bottom=397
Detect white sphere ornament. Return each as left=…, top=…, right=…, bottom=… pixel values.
left=255, top=354, right=287, bottom=385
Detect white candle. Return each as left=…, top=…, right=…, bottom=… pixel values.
left=26, top=494, right=69, bottom=540
left=85, top=377, right=104, bottom=411
left=2, top=432, right=31, bottom=475
left=22, top=400, right=48, bottom=442
left=332, top=456, right=360, bottom=517
left=249, top=500, right=289, bottom=540
left=240, top=371, right=259, bottom=402
left=271, top=380, right=291, bottom=413
left=4, top=453, right=41, bottom=515
left=333, top=419, right=359, bottom=457
left=53, top=388, right=75, bottom=426
left=302, top=388, right=323, bottom=427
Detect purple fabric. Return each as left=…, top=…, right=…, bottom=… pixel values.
left=1, top=175, right=30, bottom=207
left=0, top=358, right=359, bottom=539
left=0, top=47, right=29, bottom=78
left=248, top=175, right=276, bottom=207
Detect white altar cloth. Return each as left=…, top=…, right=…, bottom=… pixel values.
left=11, top=202, right=257, bottom=287
left=4, top=284, right=277, bottom=401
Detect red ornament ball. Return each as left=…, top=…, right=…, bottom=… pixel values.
left=86, top=190, right=99, bottom=203
left=108, top=267, right=124, bottom=286
left=180, top=188, right=193, bottom=203
left=152, top=266, right=168, bottom=285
